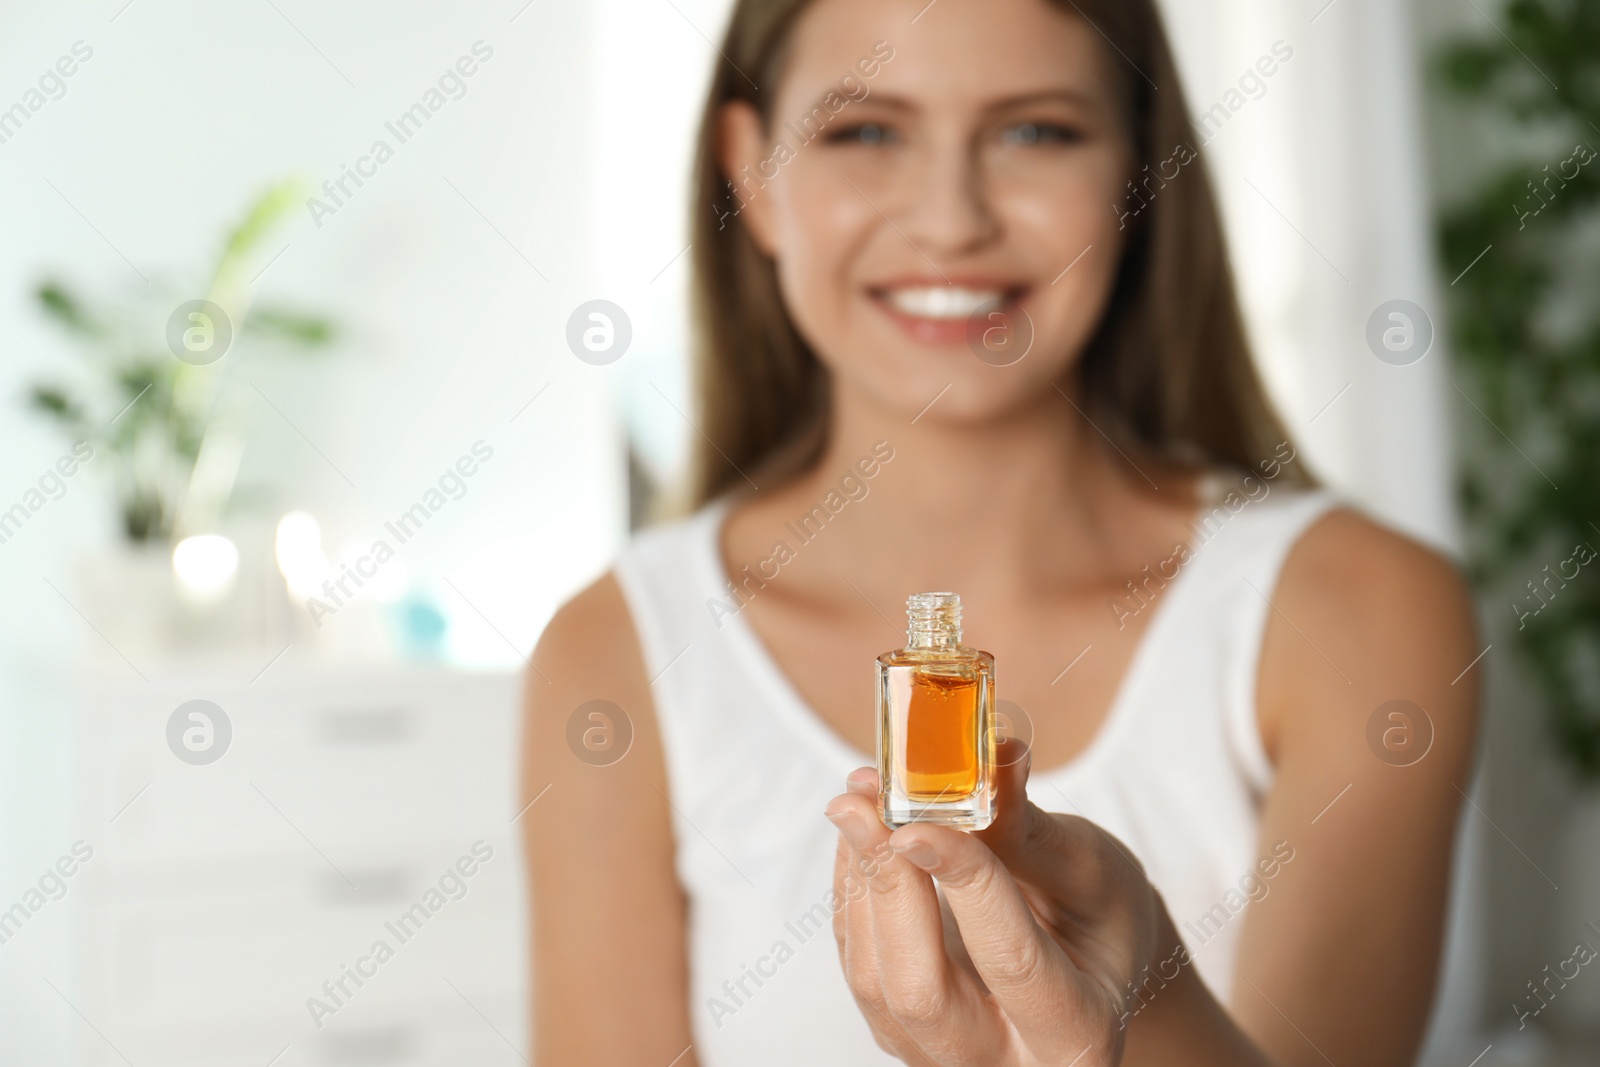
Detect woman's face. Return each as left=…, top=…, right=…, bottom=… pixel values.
left=720, top=0, right=1136, bottom=424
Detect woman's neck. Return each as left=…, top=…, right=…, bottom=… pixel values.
left=753, top=383, right=1199, bottom=601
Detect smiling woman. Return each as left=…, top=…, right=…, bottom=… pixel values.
left=686, top=0, right=1302, bottom=498
left=522, top=1, right=1479, bottom=1065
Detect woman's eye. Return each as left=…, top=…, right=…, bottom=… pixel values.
left=1001, top=121, right=1081, bottom=146
left=826, top=122, right=896, bottom=145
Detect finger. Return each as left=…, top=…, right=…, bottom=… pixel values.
left=826, top=786, right=934, bottom=944
left=830, top=812, right=883, bottom=1007
left=934, top=881, right=980, bottom=981
left=974, top=737, right=1056, bottom=863
left=828, top=791, right=924, bottom=1063
left=889, top=822, right=1097, bottom=1047
left=972, top=738, right=1092, bottom=917
left=833, top=768, right=891, bottom=975
left=990, top=735, right=1032, bottom=826
left=978, top=761, right=1145, bottom=930
left=827, top=788, right=980, bottom=1052
left=846, top=765, right=879, bottom=795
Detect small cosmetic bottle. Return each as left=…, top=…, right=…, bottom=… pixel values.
left=877, top=591, right=997, bottom=831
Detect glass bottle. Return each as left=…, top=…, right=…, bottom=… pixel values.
left=876, top=591, right=996, bottom=830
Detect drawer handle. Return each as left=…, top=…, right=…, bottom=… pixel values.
left=315, top=1024, right=413, bottom=1062
left=319, top=866, right=411, bottom=905
left=317, top=708, right=412, bottom=744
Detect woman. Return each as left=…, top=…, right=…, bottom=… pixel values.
left=522, top=0, right=1479, bottom=1063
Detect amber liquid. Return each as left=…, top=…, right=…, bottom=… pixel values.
left=902, top=671, right=980, bottom=800
left=877, top=595, right=995, bottom=830
left=880, top=655, right=991, bottom=811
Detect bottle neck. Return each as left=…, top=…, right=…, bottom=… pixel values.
left=905, top=592, right=962, bottom=650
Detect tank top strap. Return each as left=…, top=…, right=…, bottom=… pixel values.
left=612, top=500, right=729, bottom=685
left=1178, top=470, right=1346, bottom=793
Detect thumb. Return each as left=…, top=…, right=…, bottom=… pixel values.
left=990, top=734, right=1032, bottom=827
left=976, top=736, right=1053, bottom=862
left=887, top=822, right=1077, bottom=1041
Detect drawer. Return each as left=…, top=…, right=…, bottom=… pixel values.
left=76, top=667, right=526, bottom=860
left=74, top=994, right=527, bottom=1067
left=78, top=844, right=525, bottom=1027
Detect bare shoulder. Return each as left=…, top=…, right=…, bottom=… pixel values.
left=518, top=566, right=656, bottom=783
left=1235, top=506, right=1486, bottom=1062
left=1279, top=506, right=1473, bottom=627
left=1258, top=504, right=1481, bottom=772
left=520, top=569, right=694, bottom=1062
left=529, top=569, right=647, bottom=687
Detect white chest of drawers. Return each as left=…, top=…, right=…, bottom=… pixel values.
left=69, top=661, right=529, bottom=1066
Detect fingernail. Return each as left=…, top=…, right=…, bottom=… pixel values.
left=826, top=808, right=872, bottom=850
left=892, top=840, right=937, bottom=870
left=845, top=769, right=875, bottom=794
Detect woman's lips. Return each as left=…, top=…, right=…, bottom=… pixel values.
left=869, top=284, right=1031, bottom=346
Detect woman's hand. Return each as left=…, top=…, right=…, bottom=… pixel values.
left=823, top=739, right=1170, bottom=1066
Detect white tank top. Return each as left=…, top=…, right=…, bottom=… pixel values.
left=612, top=475, right=1342, bottom=1065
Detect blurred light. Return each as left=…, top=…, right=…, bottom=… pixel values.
left=172, top=534, right=239, bottom=598
left=275, top=511, right=332, bottom=600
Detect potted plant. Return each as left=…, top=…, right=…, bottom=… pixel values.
left=1435, top=0, right=1600, bottom=1043
left=25, top=180, right=338, bottom=651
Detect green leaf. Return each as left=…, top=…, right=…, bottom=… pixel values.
left=1436, top=0, right=1600, bottom=780
left=244, top=307, right=335, bottom=346
left=219, top=179, right=303, bottom=265
left=35, top=281, right=99, bottom=334
left=116, top=361, right=167, bottom=398
left=28, top=384, right=84, bottom=422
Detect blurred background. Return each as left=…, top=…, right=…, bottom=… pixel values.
left=0, top=0, right=1595, bottom=1063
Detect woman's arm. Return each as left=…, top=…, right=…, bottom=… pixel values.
left=520, top=573, right=699, bottom=1066
left=823, top=509, right=1481, bottom=1066
left=1196, top=509, right=1482, bottom=1066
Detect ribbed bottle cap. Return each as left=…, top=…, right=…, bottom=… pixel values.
left=906, top=591, right=961, bottom=644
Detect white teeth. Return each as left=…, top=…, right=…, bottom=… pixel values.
left=881, top=286, right=1006, bottom=319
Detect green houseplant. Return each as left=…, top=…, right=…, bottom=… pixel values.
left=26, top=180, right=336, bottom=544
left=1436, top=0, right=1600, bottom=778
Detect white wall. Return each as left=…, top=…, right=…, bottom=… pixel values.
left=0, top=2, right=623, bottom=1060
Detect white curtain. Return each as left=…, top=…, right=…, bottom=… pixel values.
left=1155, top=0, right=1459, bottom=553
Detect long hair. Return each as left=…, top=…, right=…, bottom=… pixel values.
left=682, top=0, right=1311, bottom=509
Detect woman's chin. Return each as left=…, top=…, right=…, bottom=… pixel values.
left=839, top=367, right=1064, bottom=429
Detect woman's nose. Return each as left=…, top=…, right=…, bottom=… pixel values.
left=895, top=135, right=999, bottom=257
